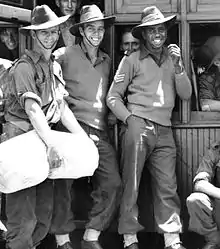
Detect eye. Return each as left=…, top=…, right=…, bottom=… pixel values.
left=52, top=30, right=59, bottom=35
left=147, top=28, right=154, bottom=34
left=158, top=27, right=166, bottom=33
left=40, top=30, right=48, bottom=36
left=98, top=27, right=105, bottom=33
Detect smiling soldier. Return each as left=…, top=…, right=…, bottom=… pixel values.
left=52, top=4, right=121, bottom=249
left=107, top=5, right=192, bottom=249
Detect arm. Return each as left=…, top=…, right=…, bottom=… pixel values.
left=168, top=44, right=192, bottom=100
left=25, top=98, right=63, bottom=169
left=199, top=73, right=219, bottom=111
left=174, top=72, right=192, bottom=100
left=14, top=62, right=63, bottom=168
left=106, top=56, right=133, bottom=124
left=200, top=99, right=220, bottom=111
left=193, top=142, right=220, bottom=199
left=194, top=180, right=220, bottom=199
left=25, top=98, right=55, bottom=146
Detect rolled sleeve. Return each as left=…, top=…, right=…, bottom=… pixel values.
left=193, top=172, right=211, bottom=184
left=20, top=92, right=42, bottom=109
left=107, top=56, right=133, bottom=123
left=175, top=71, right=192, bottom=100
left=13, top=62, right=41, bottom=109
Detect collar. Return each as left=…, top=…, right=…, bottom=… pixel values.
left=80, top=42, right=107, bottom=63
left=139, top=44, right=168, bottom=61
left=24, top=48, right=55, bottom=65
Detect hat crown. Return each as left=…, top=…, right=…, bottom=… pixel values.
left=80, top=4, right=104, bottom=23
left=141, top=6, right=165, bottom=24
left=31, top=5, right=58, bottom=26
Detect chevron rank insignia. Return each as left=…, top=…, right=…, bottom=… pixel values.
left=114, top=73, right=125, bottom=83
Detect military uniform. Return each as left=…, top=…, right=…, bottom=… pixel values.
left=187, top=142, right=220, bottom=244
left=107, top=44, right=192, bottom=235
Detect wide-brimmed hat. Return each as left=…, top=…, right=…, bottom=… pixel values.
left=132, top=6, right=176, bottom=39
left=69, top=4, right=115, bottom=37
left=195, top=36, right=220, bottom=70
left=20, top=5, right=70, bottom=35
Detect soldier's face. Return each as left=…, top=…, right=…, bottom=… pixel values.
left=0, top=28, right=18, bottom=50
left=121, top=32, right=140, bottom=53
left=142, top=23, right=167, bottom=49
left=56, top=0, right=77, bottom=16
left=80, top=21, right=105, bottom=48
left=34, top=26, right=60, bottom=50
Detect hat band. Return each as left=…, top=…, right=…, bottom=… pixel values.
left=141, top=12, right=164, bottom=24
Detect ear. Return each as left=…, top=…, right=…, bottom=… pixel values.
left=0, top=34, right=4, bottom=43
left=79, top=26, right=84, bottom=37
left=30, top=30, right=36, bottom=39
left=55, top=0, right=60, bottom=8
left=141, top=30, right=146, bottom=40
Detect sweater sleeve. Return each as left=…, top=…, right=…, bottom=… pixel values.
left=174, top=71, right=192, bottom=100
left=106, top=56, right=133, bottom=123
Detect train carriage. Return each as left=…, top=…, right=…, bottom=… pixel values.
left=0, top=1, right=220, bottom=248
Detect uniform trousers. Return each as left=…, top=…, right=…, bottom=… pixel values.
left=187, top=192, right=220, bottom=243
left=118, top=115, right=182, bottom=234
left=50, top=121, right=121, bottom=234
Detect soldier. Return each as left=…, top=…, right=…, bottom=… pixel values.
left=52, top=5, right=121, bottom=249
left=107, top=5, right=192, bottom=249
left=187, top=142, right=220, bottom=249
left=54, top=0, right=81, bottom=48
left=115, top=26, right=140, bottom=67
left=3, top=5, right=87, bottom=249
left=194, top=36, right=220, bottom=112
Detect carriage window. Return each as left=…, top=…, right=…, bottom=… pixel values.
left=191, top=23, right=220, bottom=112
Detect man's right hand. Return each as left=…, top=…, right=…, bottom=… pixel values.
left=46, top=145, right=64, bottom=169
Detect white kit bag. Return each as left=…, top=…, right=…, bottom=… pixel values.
left=48, top=131, right=99, bottom=179
left=0, top=130, right=99, bottom=193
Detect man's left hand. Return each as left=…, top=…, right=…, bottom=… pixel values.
left=168, top=44, right=184, bottom=74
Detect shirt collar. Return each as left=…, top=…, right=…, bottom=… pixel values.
left=80, top=41, right=107, bottom=63
left=24, top=48, right=55, bottom=64
left=139, top=44, right=168, bottom=61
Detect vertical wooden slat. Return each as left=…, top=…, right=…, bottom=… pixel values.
left=180, top=0, right=191, bottom=124
left=188, top=0, right=198, bottom=12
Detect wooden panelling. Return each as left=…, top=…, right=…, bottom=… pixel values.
left=115, top=0, right=178, bottom=14
left=173, top=126, right=220, bottom=228
left=189, top=0, right=220, bottom=13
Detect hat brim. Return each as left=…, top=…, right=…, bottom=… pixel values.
left=132, top=15, right=176, bottom=39
left=69, top=16, right=115, bottom=37
left=19, top=15, right=70, bottom=35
